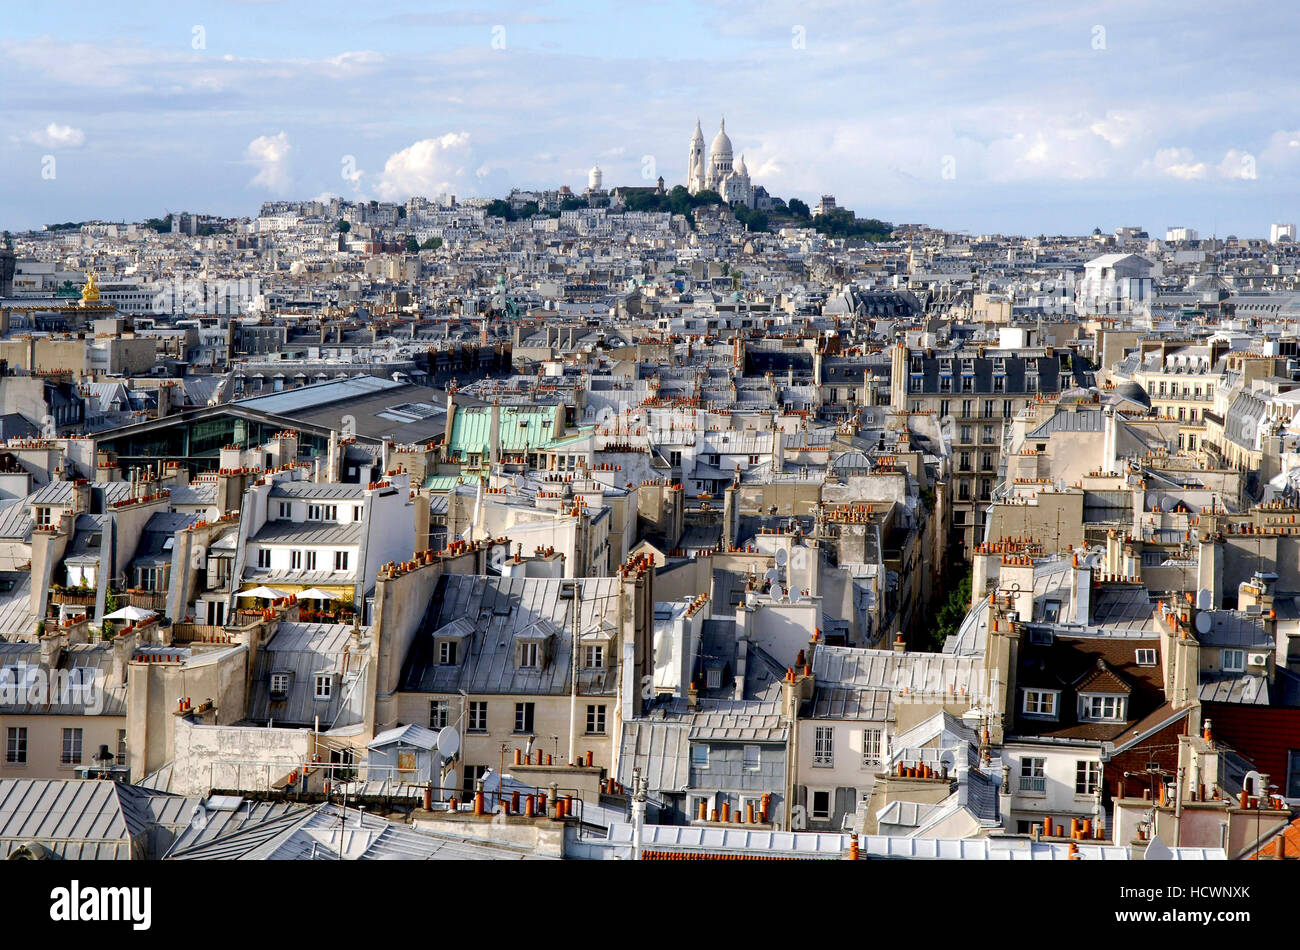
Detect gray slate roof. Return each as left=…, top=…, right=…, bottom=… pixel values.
left=399, top=574, right=622, bottom=696
left=0, top=779, right=167, bottom=860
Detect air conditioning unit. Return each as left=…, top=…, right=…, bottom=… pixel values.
left=1247, top=652, right=1269, bottom=667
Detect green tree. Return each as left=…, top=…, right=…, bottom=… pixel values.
left=787, top=198, right=811, bottom=219
left=404, top=236, right=420, bottom=253
left=621, top=190, right=666, bottom=213
left=485, top=199, right=515, bottom=221
left=420, top=237, right=443, bottom=251
left=336, top=219, right=351, bottom=233
left=732, top=205, right=769, bottom=233
left=666, top=185, right=694, bottom=217
left=811, top=207, right=893, bottom=240
left=927, top=568, right=972, bottom=652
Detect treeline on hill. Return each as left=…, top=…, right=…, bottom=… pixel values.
left=484, top=196, right=589, bottom=221
left=468, top=188, right=895, bottom=240
left=768, top=199, right=893, bottom=240
left=485, top=187, right=733, bottom=229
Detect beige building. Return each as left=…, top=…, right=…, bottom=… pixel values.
left=0, top=619, right=128, bottom=781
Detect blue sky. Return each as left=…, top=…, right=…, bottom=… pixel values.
left=4, top=0, right=1299, bottom=236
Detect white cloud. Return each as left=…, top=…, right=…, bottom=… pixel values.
left=1145, top=147, right=1207, bottom=181
left=984, top=127, right=1115, bottom=182
left=374, top=133, right=473, bottom=200
left=322, top=51, right=386, bottom=77
left=1217, top=148, right=1257, bottom=180
left=1088, top=111, right=1144, bottom=150
left=1260, top=129, right=1300, bottom=173
left=28, top=123, right=85, bottom=148
left=246, top=131, right=293, bottom=192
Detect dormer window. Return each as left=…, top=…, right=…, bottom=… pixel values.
left=1022, top=689, right=1059, bottom=719
left=1135, top=648, right=1157, bottom=666
left=270, top=672, right=291, bottom=698
left=519, top=642, right=541, bottom=669
left=314, top=674, right=332, bottom=700
left=514, top=619, right=555, bottom=671
left=583, top=645, right=604, bottom=669
left=1079, top=693, right=1126, bottom=721
left=432, top=618, right=473, bottom=667
left=1222, top=649, right=1245, bottom=672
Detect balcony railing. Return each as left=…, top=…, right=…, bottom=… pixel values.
left=172, top=623, right=231, bottom=644
left=1020, top=775, right=1046, bottom=794
left=50, top=588, right=96, bottom=607
left=126, top=589, right=168, bottom=612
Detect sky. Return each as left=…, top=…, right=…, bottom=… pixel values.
left=3, top=0, right=1299, bottom=237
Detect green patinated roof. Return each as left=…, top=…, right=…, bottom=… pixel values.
left=423, top=474, right=462, bottom=491
left=446, top=405, right=560, bottom=457
left=537, top=426, right=596, bottom=450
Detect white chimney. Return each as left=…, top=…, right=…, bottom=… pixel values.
left=1071, top=554, right=1091, bottom=625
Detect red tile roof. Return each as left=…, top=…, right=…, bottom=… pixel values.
left=1249, top=817, right=1300, bottom=860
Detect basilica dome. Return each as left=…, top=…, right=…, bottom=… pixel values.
left=710, top=119, right=732, bottom=161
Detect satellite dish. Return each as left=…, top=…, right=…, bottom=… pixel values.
left=775, top=549, right=788, bottom=566
left=763, top=568, right=780, bottom=588
left=1196, top=588, right=1212, bottom=611
left=938, top=750, right=956, bottom=772
left=790, top=588, right=803, bottom=604
left=1194, top=612, right=1212, bottom=635
left=1144, top=834, right=1173, bottom=861
left=437, top=726, right=461, bottom=759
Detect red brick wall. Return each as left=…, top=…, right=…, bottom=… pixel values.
left=1106, top=714, right=1189, bottom=802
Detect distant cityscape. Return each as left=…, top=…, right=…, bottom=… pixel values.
left=3, top=166, right=1300, bottom=867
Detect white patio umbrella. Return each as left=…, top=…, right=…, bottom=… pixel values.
left=296, top=588, right=339, bottom=601
left=103, top=605, right=156, bottom=622
left=238, top=586, right=289, bottom=601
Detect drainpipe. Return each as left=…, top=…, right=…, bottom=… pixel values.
left=1174, top=765, right=1185, bottom=848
